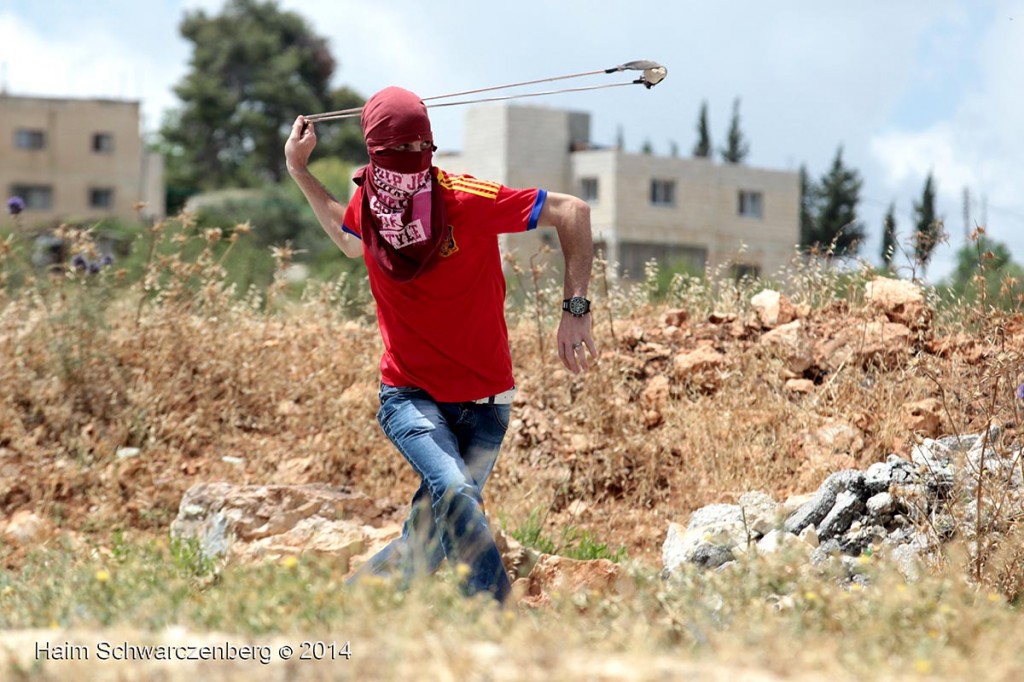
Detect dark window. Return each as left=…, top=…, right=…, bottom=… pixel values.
left=89, top=188, right=115, bottom=209
left=581, top=177, right=599, bottom=202
left=618, top=241, right=707, bottom=280
left=11, top=185, right=54, bottom=210
left=92, top=133, right=114, bottom=153
left=15, top=129, right=46, bottom=150
left=650, top=179, right=676, bottom=206
left=738, top=190, right=764, bottom=218
left=731, top=262, right=761, bottom=280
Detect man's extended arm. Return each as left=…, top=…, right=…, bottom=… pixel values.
left=284, top=116, right=363, bottom=259
left=537, top=191, right=599, bottom=373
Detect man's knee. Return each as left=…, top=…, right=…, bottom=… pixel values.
left=432, top=483, right=482, bottom=522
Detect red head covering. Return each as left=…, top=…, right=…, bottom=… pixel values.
left=355, top=87, right=447, bottom=281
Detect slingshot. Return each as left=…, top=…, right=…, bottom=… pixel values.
left=304, top=60, right=668, bottom=123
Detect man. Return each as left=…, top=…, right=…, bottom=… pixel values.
left=284, top=86, right=597, bottom=603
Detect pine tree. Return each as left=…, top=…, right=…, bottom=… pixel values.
left=693, top=101, right=711, bottom=158
left=881, top=202, right=898, bottom=270
left=913, top=173, right=943, bottom=272
left=811, top=146, right=864, bottom=256
left=719, top=98, right=749, bottom=164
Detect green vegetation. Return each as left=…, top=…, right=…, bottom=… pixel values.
left=800, top=146, right=865, bottom=256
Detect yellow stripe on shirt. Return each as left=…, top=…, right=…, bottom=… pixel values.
left=438, top=171, right=500, bottom=199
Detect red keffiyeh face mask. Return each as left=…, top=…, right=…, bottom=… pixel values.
left=355, top=87, right=448, bottom=282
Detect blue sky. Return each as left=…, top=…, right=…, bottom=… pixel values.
left=2, top=0, right=1022, bottom=282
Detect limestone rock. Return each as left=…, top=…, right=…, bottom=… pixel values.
left=641, top=375, right=671, bottom=411
left=901, top=398, right=943, bottom=437
left=663, top=519, right=749, bottom=571
left=738, top=491, right=780, bottom=535
left=817, top=490, right=864, bottom=541
left=170, top=483, right=397, bottom=568
left=864, top=277, right=931, bottom=330
left=517, top=554, right=622, bottom=608
left=2, top=510, right=53, bottom=546
left=760, top=320, right=814, bottom=376
left=814, top=321, right=913, bottom=371
left=750, top=289, right=796, bottom=329
left=672, top=345, right=727, bottom=387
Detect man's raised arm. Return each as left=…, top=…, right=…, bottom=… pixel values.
left=284, top=116, right=362, bottom=259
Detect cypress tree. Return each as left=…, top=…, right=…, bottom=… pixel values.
left=693, top=101, right=711, bottom=158
left=719, top=98, right=749, bottom=164
left=913, top=173, right=942, bottom=272
left=881, top=202, right=898, bottom=270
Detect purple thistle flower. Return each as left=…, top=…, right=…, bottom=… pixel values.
left=6, top=196, right=25, bottom=216
left=1017, top=383, right=1024, bottom=401
left=87, top=260, right=101, bottom=274
left=101, top=254, right=114, bottom=267
left=71, top=254, right=88, bottom=270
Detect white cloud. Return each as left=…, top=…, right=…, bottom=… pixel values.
left=0, top=11, right=186, bottom=131
left=867, top=6, right=1024, bottom=278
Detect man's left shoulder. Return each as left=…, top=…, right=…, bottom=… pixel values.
left=436, top=168, right=502, bottom=200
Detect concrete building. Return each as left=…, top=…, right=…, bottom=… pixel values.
left=437, top=105, right=800, bottom=280
left=1, top=94, right=165, bottom=227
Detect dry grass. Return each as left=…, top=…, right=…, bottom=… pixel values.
left=2, top=218, right=1024, bottom=679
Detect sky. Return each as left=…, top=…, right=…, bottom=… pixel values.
left=2, top=0, right=1022, bottom=283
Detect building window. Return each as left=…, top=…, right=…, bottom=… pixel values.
left=738, top=190, right=763, bottom=218
left=731, top=262, right=761, bottom=281
left=15, top=129, right=46, bottom=150
left=11, top=185, right=54, bottom=210
left=618, top=241, right=707, bottom=280
left=89, top=188, right=115, bottom=209
left=581, top=177, right=599, bottom=203
left=92, top=133, right=115, bottom=153
left=650, top=179, right=676, bottom=206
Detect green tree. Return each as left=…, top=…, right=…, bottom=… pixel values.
left=808, top=146, right=864, bottom=256
left=159, top=0, right=364, bottom=194
left=913, top=173, right=943, bottom=272
left=719, top=98, right=749, bottom=164
left=641, top=139, right=654, bottom=155
left=881, top=202, right=898, bottom=270
left=947, top=234, right=1024, bottom=309
left=693, top=101, right=711, bottom=158
left=798, top=165, right=817, bottom=249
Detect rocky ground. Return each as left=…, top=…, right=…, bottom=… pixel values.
left=3, top=275, right=1024, bottom=679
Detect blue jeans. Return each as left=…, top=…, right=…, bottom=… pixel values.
left=349, top=384, right=512, bottom=603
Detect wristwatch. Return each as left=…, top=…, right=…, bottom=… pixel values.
left=562, top=296, right=591, bottom=317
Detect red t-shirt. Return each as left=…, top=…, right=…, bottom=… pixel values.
left=342, top=168, right=548, bottom=402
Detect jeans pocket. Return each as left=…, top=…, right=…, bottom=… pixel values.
left=377, top=385, right=431, bottom=436
left=490, top=404, right=511, bottom=432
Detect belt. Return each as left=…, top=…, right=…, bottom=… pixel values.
left=471, top=388, right=516, bottom=405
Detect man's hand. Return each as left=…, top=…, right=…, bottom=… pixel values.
left=537, top=192, right=598, bottom=374
left=284, top=116, right=316, bottom=175
left=557, top=312, right=598, bottom=373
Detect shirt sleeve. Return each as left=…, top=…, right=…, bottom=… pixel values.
left=341, top=188, right=363, bottom=240
left=456, top=180, right=547, bottom=236
left=494, top=186, right=547, bottom=234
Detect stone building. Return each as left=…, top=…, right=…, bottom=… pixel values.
left=1, top=94, right=165, bottom=227
left=437, top=105, right=800, bottom=280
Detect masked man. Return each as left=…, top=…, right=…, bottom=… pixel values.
left=284, top=87, right=597, bottom=603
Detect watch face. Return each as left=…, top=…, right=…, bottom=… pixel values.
left=569, top=297, right=588, bottom=315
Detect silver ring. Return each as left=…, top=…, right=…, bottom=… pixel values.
left=572, top=342, right=582, bottom=349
